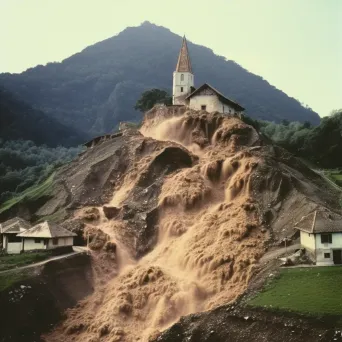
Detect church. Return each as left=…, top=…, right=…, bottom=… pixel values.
left=172, top=37, right=244, bottom=115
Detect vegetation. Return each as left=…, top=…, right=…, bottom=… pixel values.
left=0, top=252, right=50, bottom=272
left=0, top=172, right=55, bottom=214
left=326, top=170, right=342, bottom=187
left=0, top=22, right=319, bottom=137
left=244, top=109, right=342, bottom=169
left=134, top=88, right=172, bottom=112
left=0, top=87, right=85, bottom=146
left=248, top=267, right=342, bottom=316
left=0, top=140, right=82, bottom=204
left=0, top=271, right=30, bottom=292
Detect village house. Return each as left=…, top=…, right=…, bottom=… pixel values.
left=0, top=217, right=31, bottom=254
left=17, top=221, right=76, bottom=252
left=295, top=208, right=342, bottom=266
left=172, top=36, right=244, bottom=114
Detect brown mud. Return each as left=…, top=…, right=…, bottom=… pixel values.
left=25, top=107, right=340, bottom=342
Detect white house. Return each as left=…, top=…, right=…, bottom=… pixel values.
left=17, top=221, right=76, bottom=251
left=172, top=36, right=244, bottom=114
left=0, top=217, right=31, bottom=254
left=295, top=208, right=342, bottom=266
left=186, top=83, right=244, bottom=114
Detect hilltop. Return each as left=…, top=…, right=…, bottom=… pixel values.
left=0, top=87, right=85, bottom=147
left=0, top=22, right=320, bottom=139
left=1, top=106, right=338, bottom=342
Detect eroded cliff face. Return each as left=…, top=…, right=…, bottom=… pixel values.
left=37, top=107, right=338, bottom=342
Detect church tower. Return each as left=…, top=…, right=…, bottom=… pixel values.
left=173, top=36, right=194, bottom=105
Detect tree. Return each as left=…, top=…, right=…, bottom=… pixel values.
left=134, top=89, right=172, bottom=112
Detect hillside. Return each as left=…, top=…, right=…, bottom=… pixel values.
left=0, top=22, right=320, bottom=138
left=0, top=87, right=85, bottom=147
left=1, top=107, right=339, bottom=342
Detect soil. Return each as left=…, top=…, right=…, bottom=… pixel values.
left=0, top=254, right=93, bottom=342
left=4, top=106, right=341, bottom=342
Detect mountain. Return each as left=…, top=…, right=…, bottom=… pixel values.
left=0, top=22, right=320, bottom=137
left=0, top=87, right=85, bottom=147
left=1, top=108, right=338, bottom=341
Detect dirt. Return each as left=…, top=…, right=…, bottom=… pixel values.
left=154, top=304, right=342, bottom=342
left=0, top=254, right=93, bottom=342
left=5, top=106, right=341, bottom=342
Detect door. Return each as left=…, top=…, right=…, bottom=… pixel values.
left=333, top=250, right=342, bottom=264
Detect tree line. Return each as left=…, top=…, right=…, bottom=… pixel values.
left=0, top=139, right=81, bottom=203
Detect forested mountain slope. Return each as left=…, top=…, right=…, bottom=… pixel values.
left=0, top=22, right=320, bottom=137
left=0, top=87, right=85, bottom=146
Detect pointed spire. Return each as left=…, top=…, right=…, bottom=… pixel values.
left=175, top=36, right=192, bottom=73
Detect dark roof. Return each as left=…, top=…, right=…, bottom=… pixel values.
left=186, top=83, right=245, bottom=111
left=83, top=132, right=123, bottom=148
left=175, top=36, right=193, bottom=73
left=0, top=217, right=31, bottom=234
left=17, top=221, right=77, bottom=238
left=295, top=208, right=342, bottom=233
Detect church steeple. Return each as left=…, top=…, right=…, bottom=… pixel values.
left=175, top=36, right=192, bottom=73
left=172, top=36, right=194, bottom=105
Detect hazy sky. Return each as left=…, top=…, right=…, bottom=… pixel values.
left=1, top=0, right=341, bottom=116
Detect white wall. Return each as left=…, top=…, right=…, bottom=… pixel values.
left=300, top=231, right=316, bottom=251
left=173, top=71, right=194, bottom=105
left=23, top=238, right=47, bottom=251
left=315, top=232, right=342, bottom=266
left=47, top=237, right=74, bottom=249
left=3, top=235, right=23, bottom=254
left=23, top=237, right=74, bottom=250
left=189, top=95, right=237, bottom=114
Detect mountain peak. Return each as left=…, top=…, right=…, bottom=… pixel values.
left=0, top=24, right=320, bottom=137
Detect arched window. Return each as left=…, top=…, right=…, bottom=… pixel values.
left=181, top=74, right=184, bottom=81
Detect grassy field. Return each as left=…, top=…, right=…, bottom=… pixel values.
left=0, top=271, right=31, bottom=292
left=248, top=267, right=342, bottom=316
left=0, top=172, right=55, bottom=214
left=325, top=170, right=342, bottom=186
left=0, top=252, right=50, bottom=272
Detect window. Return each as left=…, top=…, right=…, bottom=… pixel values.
left=8, top=235, right=22, bottom=243
left=181, top=87, right=184, bottom=92
left=181, top=74, right=184, bottom=81
left=201, top=105, right=207, bottom=111
left=52, top=238, right=58, bottom=245
left=324, top=253, right=331, bottom=259
left=34, top=238, right=41, bottom=244
left=321, top=234, right=332, bottom=244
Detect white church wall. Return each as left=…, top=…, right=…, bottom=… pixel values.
left=173, top=71, right=194, bottom=105
left=189, top=95, right=237, bottom=114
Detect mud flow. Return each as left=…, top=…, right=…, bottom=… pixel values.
left=45, top=109, right=339, bottom=342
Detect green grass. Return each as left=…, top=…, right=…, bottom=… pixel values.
left=0, top=172, right=55, bottom=214
left=0, top=252, right=51, bottom=272
left=0, top=271, right=31, bottom=292
left=35, top=208, right=67, bottom=224
left=248, top=267, right=342, bottom=316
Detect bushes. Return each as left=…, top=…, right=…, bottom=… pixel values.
left=258, top=109, right=342, bottom=169
left=0, top=139, right=82, bottom=203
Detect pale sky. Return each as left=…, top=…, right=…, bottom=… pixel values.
left=0, top=0, right=341, bottom=117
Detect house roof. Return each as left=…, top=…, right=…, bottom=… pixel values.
left=295, top=208, right=342, bottom=233
left=0, top=217, right=31, bottom=234
left=17, top=221, right=77, bottom=238
left=175, top=36, right=193, bottom=73
left=185, top=83, right=245, bottom=112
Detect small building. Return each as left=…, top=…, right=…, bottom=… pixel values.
left=0, top=217, right=31, bottom=254
left=295, top=209, right=342, bottom=266
left=172, top=36, right=244, bottom=114
left=17, top=221, right=76, bottom=251
left=186, top=83, right=244, bottom=114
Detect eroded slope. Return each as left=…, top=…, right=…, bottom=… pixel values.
left=38, top=108, right=338, bottom=342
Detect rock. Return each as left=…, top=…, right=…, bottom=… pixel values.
left=103, top=206, right=120, bottom=219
